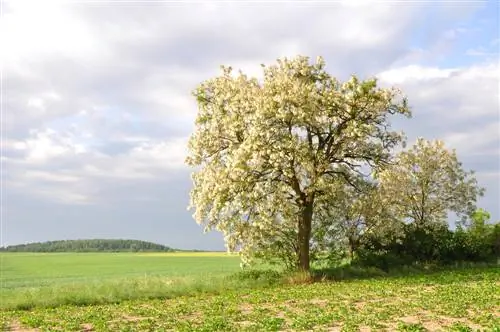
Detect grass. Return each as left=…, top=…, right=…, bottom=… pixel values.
left=1, top=253, right=499, bottom=331
left=1, top=252, right=242, bottom=288
left=0, top=252, right=248, bottom=310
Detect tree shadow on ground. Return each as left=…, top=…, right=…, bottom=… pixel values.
left=309, top=262, right=498, bottom=284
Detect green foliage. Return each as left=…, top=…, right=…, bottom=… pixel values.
left=466, top=209, right=500, bottom=258
left=353, top=212, right=499, bottom=270
left=397, top=322, right=427, bottom=331
left=491, top=223, right=500, bottom=257
left=0, top=239, right=174, bottom=253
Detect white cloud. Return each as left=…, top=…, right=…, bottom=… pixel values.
left=26, top=91, right=61, bottom=111
left=378, top=65, right=459, bottom=84
left=24, top=170, right=81, bottom=183
left=80, top=137, right=189, bottom=181
left=5, top=127, right=189, bottom=204
left=129, top=138, right=188, bottom=170
left=1, top=0, right=102, bottom=63
left=443, top=122, right=500, bottom=157
left=10, top=129, right=86, bottom=163
left=378, top=61, right=499, bottom=119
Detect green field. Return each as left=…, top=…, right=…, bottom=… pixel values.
left=0, top=252, right=245, bottom=310
left=1, top=253, right=499, bottom=331
left=1, top=252, right=241, bottom=288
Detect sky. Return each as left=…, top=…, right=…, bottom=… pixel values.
left=1, top=0, right=499, bottom=250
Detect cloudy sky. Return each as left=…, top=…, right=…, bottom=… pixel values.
left=1, top=0, right=499, bottom=250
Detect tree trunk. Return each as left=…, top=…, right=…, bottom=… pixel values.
left=347, top=236, right=357, bottom=262
left=348, top=239, right=355, bottom=262
left=297, top=198, right=314, bottom=271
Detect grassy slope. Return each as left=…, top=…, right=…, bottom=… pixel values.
left=1, top=267, right=499, bottom=331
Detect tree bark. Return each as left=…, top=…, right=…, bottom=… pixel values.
left=347, top=235, right=360, bottom=262
left=297, top=198, right=314, bottom=271
left=348, top=237, right=355, bottom=262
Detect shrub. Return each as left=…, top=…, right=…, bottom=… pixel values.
left=352, top=218, right=499, bottom=269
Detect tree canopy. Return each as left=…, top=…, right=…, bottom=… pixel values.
left=187, top=56, right=411, bottom=270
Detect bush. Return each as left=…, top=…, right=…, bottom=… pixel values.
left=352, top=219, right=499, bottom=270
left=353, top=250, right=413, bottom=271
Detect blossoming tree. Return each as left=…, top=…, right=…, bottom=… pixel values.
left=377, top=138, right=484, bottom=228
left=186, top=56, right=411, bottom=271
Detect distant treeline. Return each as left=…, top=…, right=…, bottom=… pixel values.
left=0, top=239, right=175, bottom=252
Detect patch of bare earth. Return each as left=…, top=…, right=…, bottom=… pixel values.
left=237, top=320, right=254, bottom=328
left=81, top=323, right=94, bottom=331
left=179, top=312, right=203, bottom=323
left=354, top=301, right=367, bottom=310
left=353, top=297, right=405, bottom=311
left=6, top=322, right=39, bottom=332
left=309, top=298, right=329, bottom=307
left=275, top=310, right=293, bottom=325
left=121, top=315, right=152, bottom=322
left=436, top=316, right=484, bottom=330
left=107, top=314, right=153, bottom=326
left=421, top=321, right=444, bottom=331
left=398, top=315, right=444, bottom=331
left=421, top=285, right=438, bottom=293
left=490, top=306, right=500, bottom=318
left=325, top=327, right=342, bottom=332
left=399, top=316, right=421, bottom=324
left=394, top=311, right=486, bottom=331
left=237, top=303, right=294, bottom=329
left=383, top=322, right=402, bottom=331
left=282, top=300, right=307, bottom=315
left=238, top=303, right=253, bottom=315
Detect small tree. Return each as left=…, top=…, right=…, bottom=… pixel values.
left=186, top=56, right=410, bottom=271
left=313, top=180, right=400, bottom=261
left=464, top=208, right=499, bottom=261
left=468, top=208, right=491, bottom=236
left=377, top=138, right=484, bottom=228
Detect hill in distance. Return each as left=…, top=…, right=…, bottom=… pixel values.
left=0, top=239, right=179, bottom=253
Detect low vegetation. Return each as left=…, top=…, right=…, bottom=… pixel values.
left=2, top=264, right=498, bottom=331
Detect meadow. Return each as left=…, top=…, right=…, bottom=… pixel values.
left=0, top=252, right=245, bottom=310
left=1, top=252, right=242, bottom=288
left=1, top=252, right=499, bottom=331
